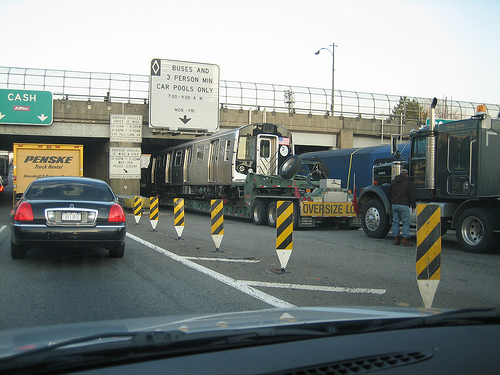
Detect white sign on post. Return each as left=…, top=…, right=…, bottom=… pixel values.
left=109, top=147, right=141, bottom=179
left=149, top=59, right=220, bottom=132
left=110, top=115, right=143, bottom=142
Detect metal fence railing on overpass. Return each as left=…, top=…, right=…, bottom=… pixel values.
left=1, top=66, right=498, bottom=123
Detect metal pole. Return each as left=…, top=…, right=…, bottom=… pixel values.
left=331, top=43, right=335, bottom=114
left=315, top=43, right=337, bottom=116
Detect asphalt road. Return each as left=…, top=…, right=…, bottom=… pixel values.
left=1, top=182, right=499, bottom=331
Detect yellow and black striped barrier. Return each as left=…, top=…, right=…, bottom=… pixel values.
left=149, top=196, right=159, bottom=231
left=210, top=199, right=224, bottom=251
left=276, top=200, right=293, bottom=271
left=174, top=198, right=185, bottom=238
left=416, top=203, right=441, bottom=308
left=133, top=196, right=142, bottom=224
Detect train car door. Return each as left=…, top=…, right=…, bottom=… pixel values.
left=256, top=135, right=278, bottom=175
left=208, top=139, right=220, bottom=183
left=183, top=146, right=192, bottom=183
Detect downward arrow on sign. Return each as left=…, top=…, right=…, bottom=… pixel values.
left=179, top=115, right=191, bottom=124
left=38, top=114, right=48, bottom=121
left=0, top=113, right=5, bottom=120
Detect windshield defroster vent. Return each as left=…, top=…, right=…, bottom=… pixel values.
left=279, top=351, right=433, bottom=375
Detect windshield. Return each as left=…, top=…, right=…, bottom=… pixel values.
left=0, top=0, right=499, bottom=372
left=24, top=181, right=115, bottom=202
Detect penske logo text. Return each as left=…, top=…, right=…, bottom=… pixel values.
left=23, top=156, right=74, bottom=164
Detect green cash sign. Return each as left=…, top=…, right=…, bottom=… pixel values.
left=0, top=88, right=53, bottom=125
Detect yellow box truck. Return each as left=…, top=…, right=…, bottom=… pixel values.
left=13, top=143, right=84, bottom=201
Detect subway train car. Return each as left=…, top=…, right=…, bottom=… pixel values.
left=143, top=123, right=294, bottom=202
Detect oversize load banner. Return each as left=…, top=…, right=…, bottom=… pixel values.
left=301, top=202, right=356, bottom=217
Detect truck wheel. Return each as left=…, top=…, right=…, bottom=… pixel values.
left=456, top=208, right=496, bottom=253
left=267, top=201, right=277, bottom=227
left=279, top=155, right=303, bottom=179
left=11, top=240, right=27, bottom=259
left=361, top=199, right=390, bottom=238
left=252, top=200, right=268, bottom=225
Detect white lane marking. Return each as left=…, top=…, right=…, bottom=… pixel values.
left=126, top=233, right=296, bottom=308
left=240, top=281, right=386, bottom=295
left=183, top=256, right=260, bottom=263
left=0, top=225, right=6, bottom=234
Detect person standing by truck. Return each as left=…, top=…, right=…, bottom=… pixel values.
left=390, top=169, right=416, bottom=246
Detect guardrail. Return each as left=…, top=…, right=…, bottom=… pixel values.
left=1, top=66, right=498, bottom=122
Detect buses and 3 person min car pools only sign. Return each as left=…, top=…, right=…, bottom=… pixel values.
left=149, top=59, right=220, bottom=132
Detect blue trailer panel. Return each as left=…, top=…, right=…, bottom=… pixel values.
left=300, top=144, right=409, bottom=193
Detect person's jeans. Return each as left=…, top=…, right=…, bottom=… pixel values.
left=392, top=204, right=411, bottom=238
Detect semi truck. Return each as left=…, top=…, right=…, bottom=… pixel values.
left=358, top=100, right=500, bottom=253
left=13, top=143, right=84, bottom=202
left=142, top=123, right=358, bottom=228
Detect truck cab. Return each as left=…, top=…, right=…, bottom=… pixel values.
left=359, top=102, right=500, bottom=253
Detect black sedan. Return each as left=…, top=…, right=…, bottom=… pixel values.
left=10, top=176, right=126, bottom=259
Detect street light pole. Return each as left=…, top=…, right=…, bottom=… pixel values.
left=315, top=43, right=338, bottom=115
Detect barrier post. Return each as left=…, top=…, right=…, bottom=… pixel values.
left=174, top=198, right=185, bottom=238
left=416, top=203, right=441, bottom=308
left=149, top=196, right=159, bottom=231
left=276, top=200, right=293, bottom=272
left=133, top=196, right=142, bottom=224
left=210, top=199, right=224, bottom=252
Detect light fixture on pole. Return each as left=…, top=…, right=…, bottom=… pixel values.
left=315, top=43, right=338, bottom=115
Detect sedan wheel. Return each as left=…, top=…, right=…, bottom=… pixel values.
left=11, top=240, right=27, bottom=259
left=109, top=243, right=125, bottom=258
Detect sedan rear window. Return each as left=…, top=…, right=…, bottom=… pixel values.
left=25, top=182, right=114, bottom=202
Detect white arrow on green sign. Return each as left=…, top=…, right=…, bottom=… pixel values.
left=0, top=88, right=53, bottom=125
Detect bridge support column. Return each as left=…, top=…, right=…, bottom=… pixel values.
left=337, top=129, right=353, bottom=149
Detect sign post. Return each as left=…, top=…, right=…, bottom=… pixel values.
left=0, top=89, right=53, bottom=125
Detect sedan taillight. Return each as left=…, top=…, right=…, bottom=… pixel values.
left=108, top=204, right=126, bottom=223
left=14, top=202, right=34, bottom=221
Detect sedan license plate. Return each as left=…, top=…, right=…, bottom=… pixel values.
left=61, top=212, right=82, bottom=221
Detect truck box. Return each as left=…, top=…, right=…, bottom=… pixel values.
left=13, top=143, right=84, bottom=200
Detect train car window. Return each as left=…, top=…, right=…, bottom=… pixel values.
left=151, top=157, right=156, bottom=184
left=260, top=139, right=271, bottom=158
left=196, top=145, right=205, bottom=163
left=237, top=136, right=256, bottom=161
left=184, top=147, right=192, bottom=183
left=211, top=140, right=220, bottom=162
left=224, top=140, right=231, bottom=161
left=165, top=153, right=171, bottom=183
left=174, top=150, right=183, bottom=167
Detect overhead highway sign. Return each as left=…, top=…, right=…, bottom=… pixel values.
left=0, top=88, right=53, bottom=125
left=149, top=58, right=219, bottom=132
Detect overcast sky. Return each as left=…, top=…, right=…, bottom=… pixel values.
left=1, top=0, right=499, bottom=104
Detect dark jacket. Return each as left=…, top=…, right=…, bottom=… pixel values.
left=390, top=174, right=416, bottom=209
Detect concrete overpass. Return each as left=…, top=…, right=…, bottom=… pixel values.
left=1, top=66, right=497, bottom=196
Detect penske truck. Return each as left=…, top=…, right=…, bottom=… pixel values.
left=13, top=143, right=84, bottom=202
left=142, top=123, right=358, bottom=228
left=358, top=100, right=500, bottom=253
